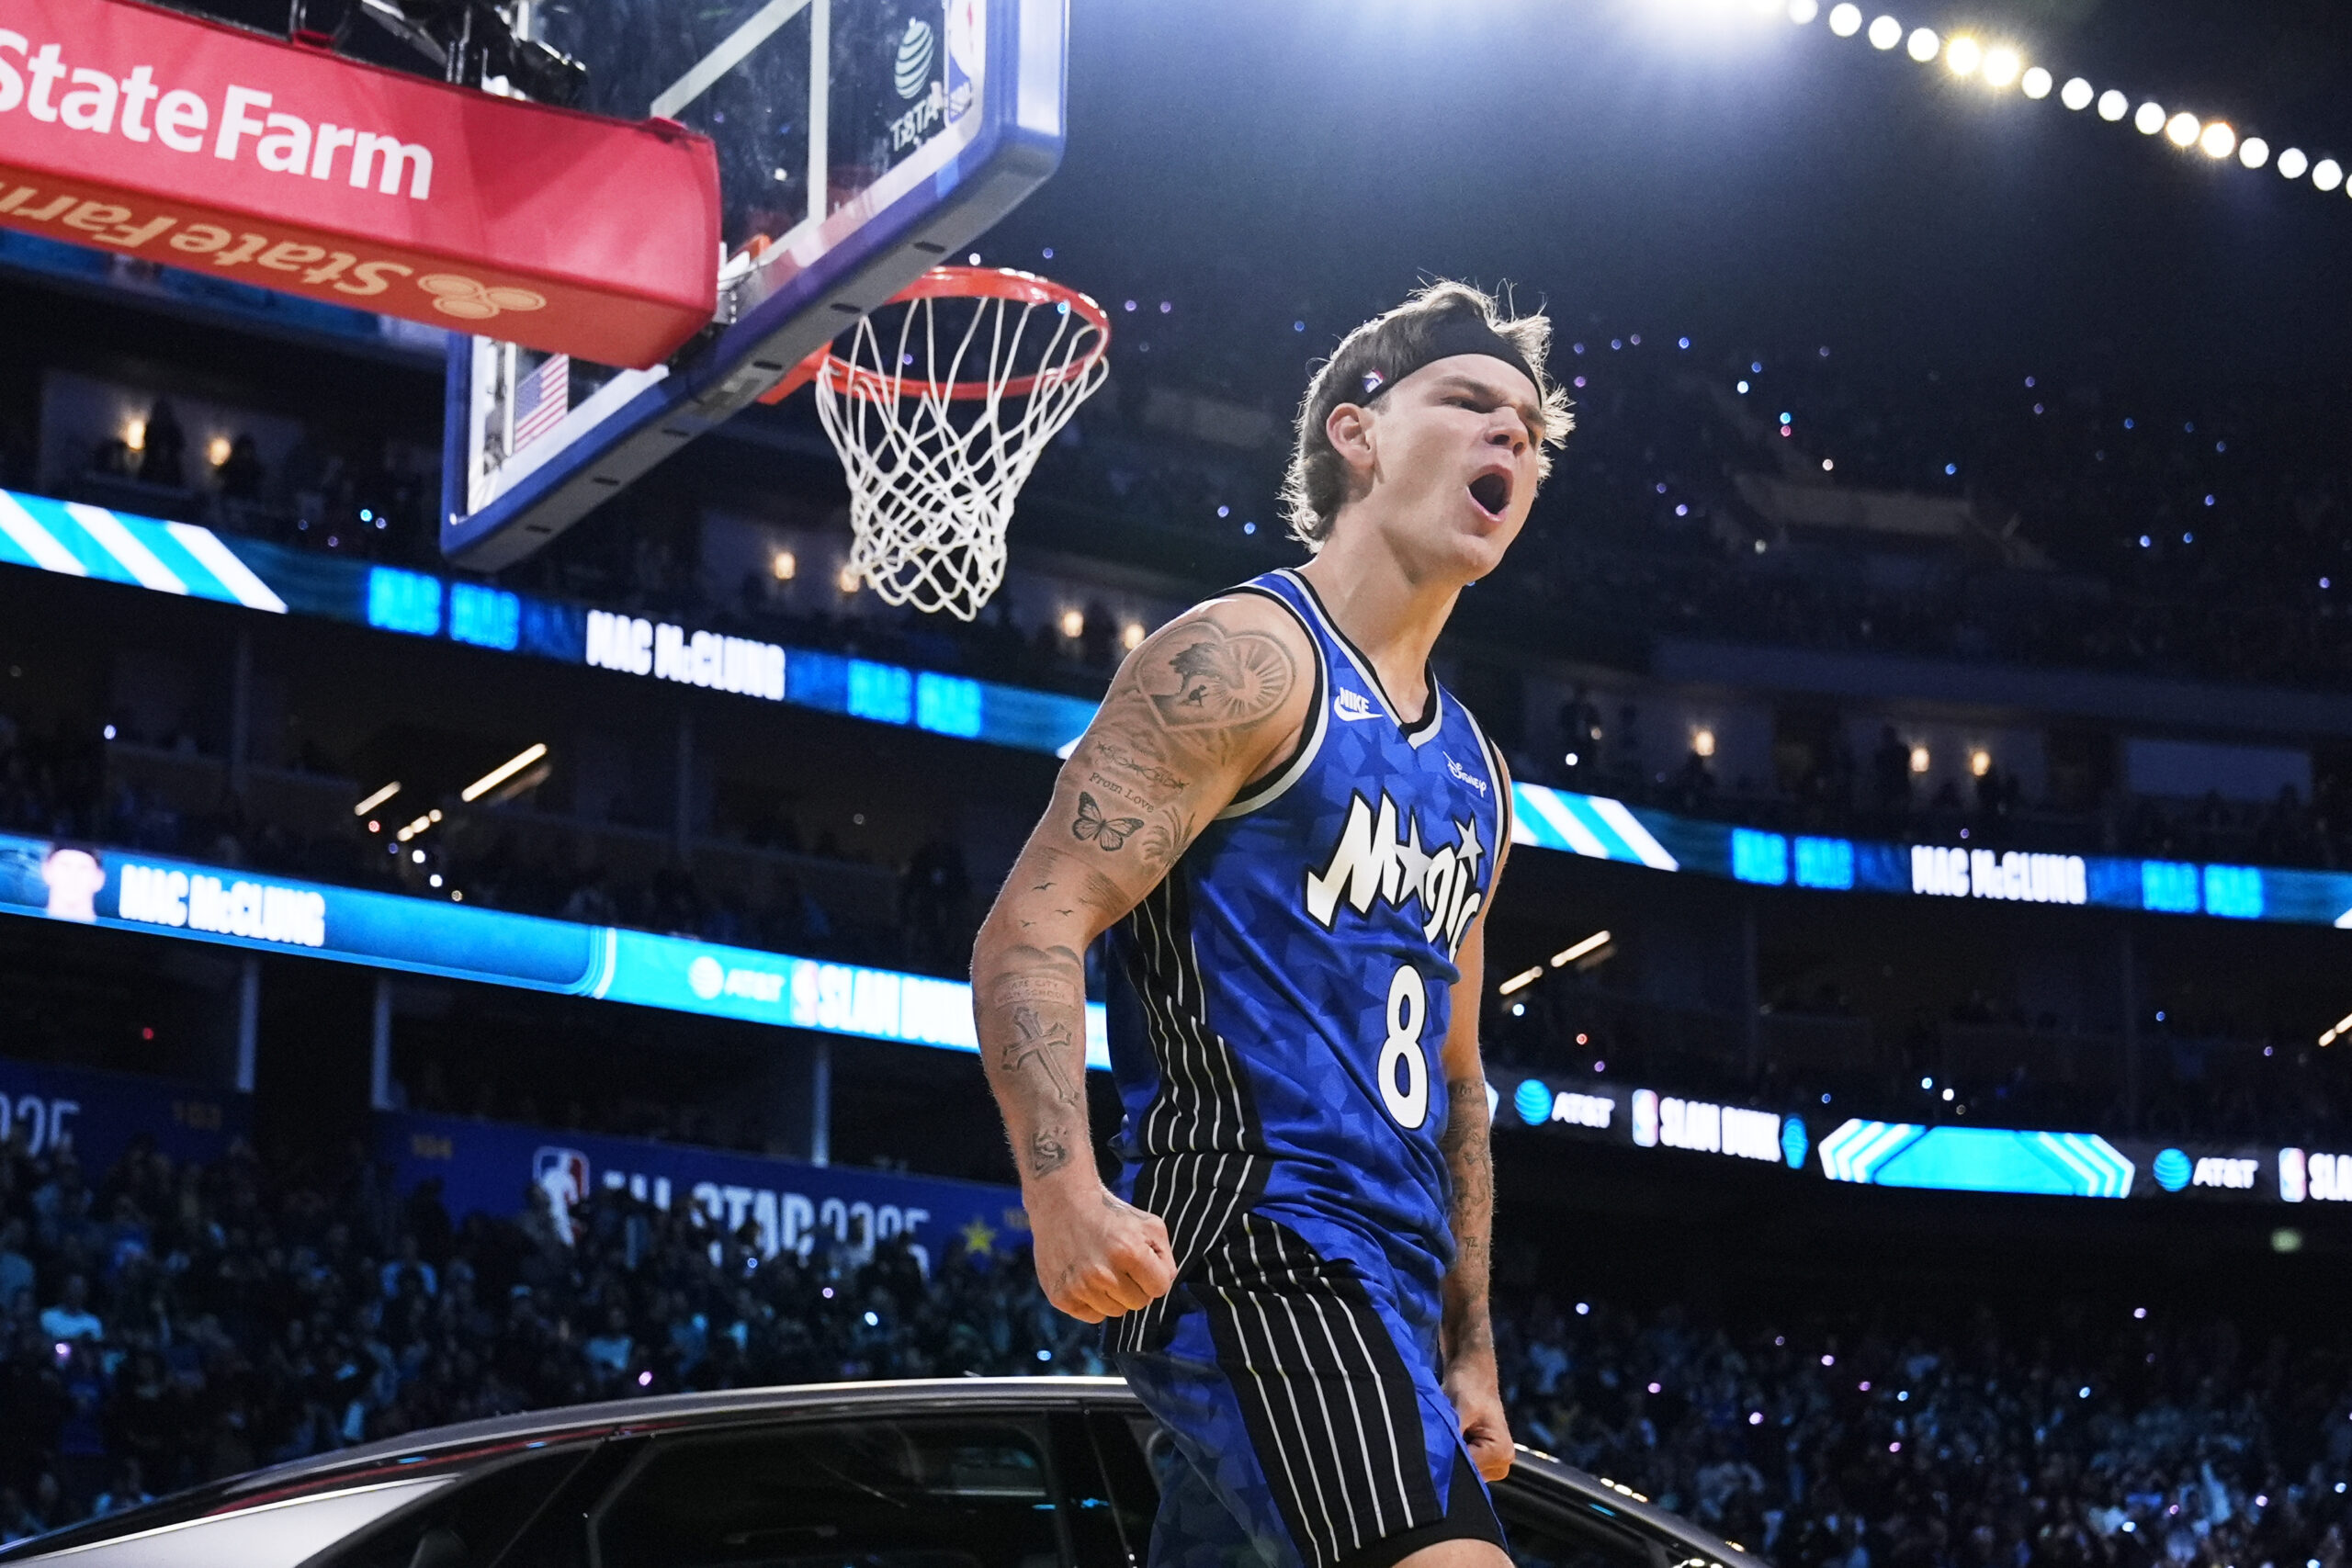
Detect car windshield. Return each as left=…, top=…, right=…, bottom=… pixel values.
left=593, top=1416, right=1066, bottom=1568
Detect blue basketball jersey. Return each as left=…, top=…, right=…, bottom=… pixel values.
left=1105, top=568, right=1511, bottom=1354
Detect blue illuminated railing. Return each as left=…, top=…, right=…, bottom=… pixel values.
left=6, top=485, right=2349, bottom=929
left=0, top=832, right=1108, bottom=1068
left=1507, top=781, right=2349, bottom=927
left=1499, top=1071, right=2335, bottom=1206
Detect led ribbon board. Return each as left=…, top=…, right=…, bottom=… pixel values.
left=0, top=832, right=1108, bottom=1067
left=1506, top=782, right=2352, bottom=927
left=7, top=486, right=2352, bottom=930
left=1501, top=1071, right=2287, bottom=1202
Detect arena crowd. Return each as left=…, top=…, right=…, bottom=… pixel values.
left=2, top=1131, right=2348, bottom=1568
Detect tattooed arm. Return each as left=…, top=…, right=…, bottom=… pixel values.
left=973, top=594, right=1311, bottom=1324
left=1439, top=797, right=1512, bottom=1480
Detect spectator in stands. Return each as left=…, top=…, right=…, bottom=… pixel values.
left=1872, top=726, right=1913, bottom=813
left=213, top=434, right=264, bottom=502
left=134, top=402, right=184, bottom=491
left=899, top=828, right=971, bottom=971
left=0, top=1126, right=2349, bottom=1559
left=0, top=1220, right=31, bottom=1314
left=36, top=1277, right=98, bottom=1346
left=582, top=1306, right=633, bottom=1384
left=379, top=1235, right=436, bottom=1301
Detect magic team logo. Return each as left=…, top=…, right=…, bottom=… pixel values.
left=1305, top=792, right=1485, bottom=957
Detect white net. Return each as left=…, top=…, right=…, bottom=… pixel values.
left=813, top=268, right=1111, bottom=621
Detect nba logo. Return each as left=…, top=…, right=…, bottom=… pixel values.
left=1630, top=1089, right=1659, bottom=1149
left=2278, top=1146, right=2307, bottom=1203
left=533, top=1146, right=591, bottom=1211
left=945, top=0, right=981, bottom=119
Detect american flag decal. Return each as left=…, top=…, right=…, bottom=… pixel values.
left=513, top=353, right=571, bottom=452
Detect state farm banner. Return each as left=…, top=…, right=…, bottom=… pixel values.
left=0, top=0, right=718, bottom=367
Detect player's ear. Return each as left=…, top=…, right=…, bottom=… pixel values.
left=1325, top=400, right=1377, bottom=480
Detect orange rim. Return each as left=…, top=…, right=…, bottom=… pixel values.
left=818, top=265, right=1112, bottom=403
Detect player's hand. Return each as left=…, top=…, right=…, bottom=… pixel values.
left=1445, top=1355, right=1514, bottom=1482
left=1026, top=1181, right=1176, bottom=1323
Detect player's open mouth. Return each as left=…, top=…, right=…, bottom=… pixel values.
left=1468, top=470, right=1511, bottom=520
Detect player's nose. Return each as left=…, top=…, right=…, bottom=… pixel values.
left=1484, top=416, right=1528, bottom=457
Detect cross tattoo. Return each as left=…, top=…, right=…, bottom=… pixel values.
left=1006, top=1005, right=1081, bottom=1107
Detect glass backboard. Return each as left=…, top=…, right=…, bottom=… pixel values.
left=440, top=0, right=1066, bottom=570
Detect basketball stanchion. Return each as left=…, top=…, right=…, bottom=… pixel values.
left=786, top=266, right=1112, bottom=622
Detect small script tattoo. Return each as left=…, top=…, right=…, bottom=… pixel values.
left=996, top=972, right=1080, bottom=1011
left=1095, top=740, right=1191, bottom=793
left=1085, top=770, right=1151, bottom=808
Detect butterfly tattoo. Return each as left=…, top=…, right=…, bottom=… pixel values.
left=1071, top=791, right=1142, bottom=852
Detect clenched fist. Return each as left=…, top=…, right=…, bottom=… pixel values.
left=1026, top=1181, right=1177, bottom=1323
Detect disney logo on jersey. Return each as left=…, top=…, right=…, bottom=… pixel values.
left=1332, top=688, right=1383, bottom=722
left=1445, top=755, right=1488, bottom=797
left=1305, top=792, right=1486, bottom=958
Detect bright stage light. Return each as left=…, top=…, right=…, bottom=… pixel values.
left=2096, top=89, right=2127, bottom=121
left=1868, top=14, right=1901, bottom=49
left=461, top=744, right=548, bottom=803
left=2019, top=64, right=2050, bottom=97
left=2059, top=76, right=2092, bottom=110
left=1788, top=0, right=1819, bottom=22
left=1905, top=26, right=1939, bottom=62
left=2278, top=147, right=2309, bottom=180
left=2316, top=158, right=2345, bottom=193
left=1944, top=36, right=1980, bottom=74
left=2239, top=137, right=2269, bottom=169
left=1827, top=3, right=1861, bottom=35
left=1983, top=48, right=2020, bottom=87
left=2199, top=121, right=2235, bottom=159
left=2132, top=101, right=2165, bottom=135
left=2165, top=112, right=2200, bottom=148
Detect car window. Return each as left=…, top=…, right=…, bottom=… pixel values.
left=590, top=1416, right=1069, bottom=1568
left=1492, top=1480, right=1675, bottom=1568
left=13, top=1479, right=452, bottom=1568
left=1081, top=1411, right=1163, bottom=1566
left=474, top=1438, right=648, bottom=1568
left=300, top=1446, right=592, bottom=1568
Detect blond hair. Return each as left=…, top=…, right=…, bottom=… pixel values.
left=1281, top=280, right=1572, bottom=550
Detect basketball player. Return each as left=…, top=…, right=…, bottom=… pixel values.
left=973, top=280, right=1568, bottom=1568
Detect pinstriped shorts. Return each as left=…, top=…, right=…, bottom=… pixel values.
left=1114, top=1211, right=1504, bottom=1568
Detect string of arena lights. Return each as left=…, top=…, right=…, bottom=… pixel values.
left=1747, top=0, right=2352, bottom=204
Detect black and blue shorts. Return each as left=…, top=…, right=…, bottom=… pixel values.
left=1114, top=1211, right=1505, bottom=1568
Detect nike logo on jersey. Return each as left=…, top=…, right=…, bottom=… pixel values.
left=1332, top=689, right=1383, bottom=722
left=1304, top=792, right=1486, bottom=957
left=1446, top=756, right=1488, bottom=797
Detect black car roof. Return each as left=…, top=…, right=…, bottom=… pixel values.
left=13, top=1377, right=1760, bottom=1568
left=232, top=1376, right=1141, bottom=1490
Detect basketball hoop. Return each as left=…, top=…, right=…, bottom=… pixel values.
left=807, top=266, right=1112, bottom=621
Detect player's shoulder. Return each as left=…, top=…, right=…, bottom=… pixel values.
left=1121, top=586, right=1318, bottom=694
left=1172, top=581, right=1315, bottom=647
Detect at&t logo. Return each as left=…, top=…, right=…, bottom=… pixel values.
left=894, top=18, right=936, bottom=98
